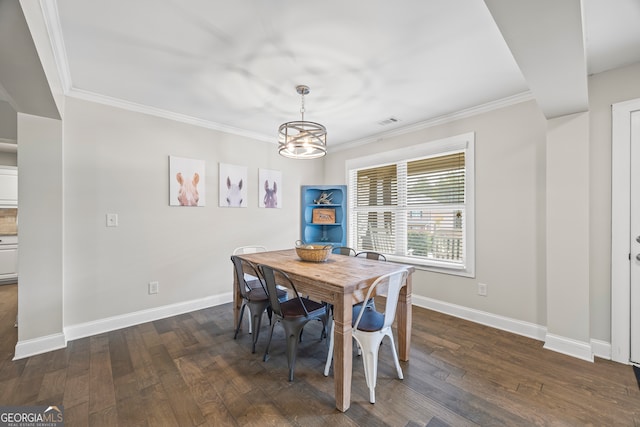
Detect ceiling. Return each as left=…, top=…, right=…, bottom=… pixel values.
left=37, top=0, right=640, bottom=148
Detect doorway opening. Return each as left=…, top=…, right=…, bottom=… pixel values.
left=611, top=97, right=640, bottom=365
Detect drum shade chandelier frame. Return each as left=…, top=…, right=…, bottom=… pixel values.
left=278, top=85, right=327, bottom=159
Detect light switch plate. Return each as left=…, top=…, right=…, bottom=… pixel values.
left=106, top=213, right=118, bottom=227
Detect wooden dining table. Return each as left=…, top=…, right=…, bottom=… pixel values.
left=233, top=248, right=414, bottom=412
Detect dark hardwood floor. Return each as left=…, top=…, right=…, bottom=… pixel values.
left=1, top=282, right=639, bottom=426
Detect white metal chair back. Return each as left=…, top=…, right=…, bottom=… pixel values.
left=232, top=245, right=267, bottom=334
left=233, top=245, right=267, bottom=255
left=353, top=270, right=407, bottom=332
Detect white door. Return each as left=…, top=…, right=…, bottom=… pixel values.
left=630, top=110, right=640, bottom=364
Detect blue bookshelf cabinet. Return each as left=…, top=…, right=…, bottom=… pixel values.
left=300, top=185, right=347, bottom=247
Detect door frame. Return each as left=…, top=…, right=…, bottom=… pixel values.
left=611, top=97, right=640, bottom=364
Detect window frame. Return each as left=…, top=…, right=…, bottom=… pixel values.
left=345, top=132, right=475, bottom=277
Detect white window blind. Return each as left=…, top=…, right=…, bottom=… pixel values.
left=354, top=164, right=397, bottom=254
left=347, top=133, right=474, bottom=276
left=406, top=153, right=465, bottom=263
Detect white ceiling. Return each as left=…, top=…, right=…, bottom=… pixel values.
left=44, top=0, right=640, bottom=148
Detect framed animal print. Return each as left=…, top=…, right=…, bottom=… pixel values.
left=312, top=208, right=335, bottom=224
left=259, top=169, right=282, bottom=209
left=169, top=156, right=205, bottom=206
left=219, top=163, right=247, bottom=208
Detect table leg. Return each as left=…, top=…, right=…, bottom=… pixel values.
left=397, top=273, right=412, bottom=361
left=233, top=270, right=241, bottom=330
left=333, top=295, right=352, bottom=412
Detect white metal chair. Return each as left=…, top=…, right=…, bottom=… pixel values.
left=324, top=269, right=408, bottom=403
left=233, top=245, right=267, bottom=255
left=232, top=245, right=267, bottom=334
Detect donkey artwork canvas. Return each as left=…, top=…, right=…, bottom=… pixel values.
left=263, top=180, right=277, bottom=208
left=259, top=168, right=282, bottom=209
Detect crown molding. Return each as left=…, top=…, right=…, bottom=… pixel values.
left=68, top=87, right=533, bottom=151
left=38, top=0, right=533, bottom=151
left=39, top=0, right=72, bottom=93
left=68, top=88, right=275, bottom=143
left=331, top=91, right=535, bottom=153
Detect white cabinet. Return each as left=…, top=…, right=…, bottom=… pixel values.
left=0, top=235, right=17, bottom=282
left=0, top=247, right=17, bottom=279
left=0, top=167, right=17, bottom=206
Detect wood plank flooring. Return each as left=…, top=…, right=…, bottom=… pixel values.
left=1, top=282, right=639, bottom=426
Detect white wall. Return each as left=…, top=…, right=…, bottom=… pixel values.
left=0, top=100, right=17, bottom=140
left=545, top=112, right=590, bottom=350
left=325, top=100, right=548, bottom=329
left=16, top=112, right=64, bottom=353
left=588, top=62, right=640, bottom=342
left=0, top=152, right=17, bottom=167
left=16, top=61, right=640, bottom=359
left=0, top=101, right=18, bottom=166
left=325, top=62, right=640, bottom=357
left=62, top=97, right=323, bottom=329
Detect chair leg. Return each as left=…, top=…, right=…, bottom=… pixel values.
left=247, top=306, right=253, bottom=334
left=386, top=332, right=404, bottom=380
left=355, top=334, right=382, bottom=404
left=323, top=320, right=334, bottom=376
left=283, top=321, right=306, bottom=382
left=234, top=303, right=247, bottom=339
left=251, top=308, right=264, bottom=353
left=263, top=321, right=277, bottom=362
left=266, top=306, right=273, bottom=325
left=320, top=308, right=329, bottom=340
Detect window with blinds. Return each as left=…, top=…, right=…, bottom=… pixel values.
left=406, top=153, right=465, bottom=263
left=347, top=134, right=474, bottom=275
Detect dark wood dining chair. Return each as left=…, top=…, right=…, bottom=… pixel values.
left=231, top=256, right=286, bottom=353
left=259, top=264, right=329, bottom=382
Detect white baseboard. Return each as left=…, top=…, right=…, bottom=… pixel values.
left=14, top=333, right=66, bottom=360
left=413, top=295, right=609, bottom=363
left=64, top=292, right=233, bottom=342
left=13, top=291, right=612, bottom=364
left=413, top=295, right=547, bottom=341
left=13, top=292, right=233, bottom=359
left=544, top=333, right=594, bottom=362
left=590, top=338, right=611, bottom=360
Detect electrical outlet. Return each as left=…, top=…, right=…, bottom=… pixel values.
left=478, top=282, right=488, bottom=296
left=149, top=281, right=159, bottom=294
